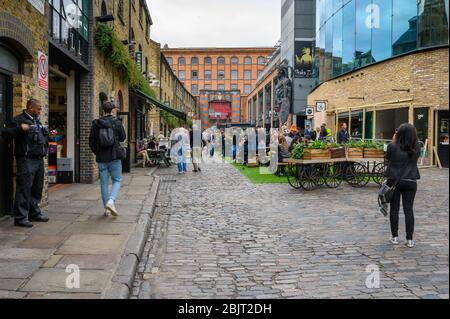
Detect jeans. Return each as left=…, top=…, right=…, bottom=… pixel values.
left=177, top=148, right=187, bottom=173
left=390, top=180, right=417, bottom=240
left=98, top=160, right=122, bottom=207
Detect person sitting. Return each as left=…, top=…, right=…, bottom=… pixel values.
left=136, top=139, right=150, bottom=168
left=277, top=136, right=291, bottom=175
left=148, top=137, right=157, bottom=150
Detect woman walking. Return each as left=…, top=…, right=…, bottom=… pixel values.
left=384, top=123, right=421, bottom=248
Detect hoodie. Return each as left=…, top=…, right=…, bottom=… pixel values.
left=89, top=115, right=126, bottom=163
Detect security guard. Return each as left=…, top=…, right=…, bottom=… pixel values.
left=1, top=99, right=50, bottom=227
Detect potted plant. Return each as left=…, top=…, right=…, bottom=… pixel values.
left=329, top=143, right=346, bottom=159
left=346, top=140, right=365, bottom=158
left=304, top=140, right=330, bottom=160
left=291, top=144, right=304, bottom=160
left=363, top=141, right=385, bottom=158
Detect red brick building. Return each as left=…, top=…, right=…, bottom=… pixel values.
left=161, top=47, right=274, bottom=128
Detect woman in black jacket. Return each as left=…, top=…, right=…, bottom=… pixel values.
left=384, top=123, right=421, bottom=248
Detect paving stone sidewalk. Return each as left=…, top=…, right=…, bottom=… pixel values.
left=0, top=167, right=157, bottom=299
left=132, top=163, right=449, bottom=299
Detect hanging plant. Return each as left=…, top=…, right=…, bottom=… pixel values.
left=94, top=24, right=156, bottom=98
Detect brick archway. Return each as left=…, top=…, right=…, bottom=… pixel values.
left=0, top=11, right=35, bottom=59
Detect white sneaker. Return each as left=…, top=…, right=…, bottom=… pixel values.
left=390, top=237, right=399, bottom=245
left=406, top=240, right=415, bottom=248
left=105, top=200, right=118, bottom=217
left=104, top=209, right=110, bottom=217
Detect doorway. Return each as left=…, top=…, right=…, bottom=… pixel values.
left=437, top=110, right=449, bottom=168
left=0, top=72, right=13, bottom=216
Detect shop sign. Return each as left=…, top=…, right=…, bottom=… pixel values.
left=306, top=107, right=314, bottom=116
left=294, top=41, right=313, bottom=78
left=37, top=51, right=48, bottom=91
left=316, top=101, right=326, bottom=112
left=27, top=0, right=45, bottom=15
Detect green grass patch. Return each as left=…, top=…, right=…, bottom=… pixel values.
left=233, top=163, right=288, bottom=184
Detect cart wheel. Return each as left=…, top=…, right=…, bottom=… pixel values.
left=299, top=164, right=319, bottom=191
left=372, top=163, right=386, bottom=186
left=325, top=163, right=343, bottom=188
left=315, top=164, right=327, bottom=186
left=287, top=164, right=302, bottom=189
left=345, top=162, right=370, bottom=187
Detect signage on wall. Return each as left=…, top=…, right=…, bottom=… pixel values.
left=294, top=41, right=313, bottom=78
left=135, top=52, right=143, bottom=73
left=37, top=51, right=48, bottom=91
left=27, top=0, right=45, bottom=15
left=305, top=107, right=314, bottom=117
left=316, top=101, right=327, bottom=112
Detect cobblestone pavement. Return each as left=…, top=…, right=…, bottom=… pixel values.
left=132, top=163, right=449, bottom=299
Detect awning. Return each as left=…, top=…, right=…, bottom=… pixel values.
left=134, top=89, right=187, bottom=121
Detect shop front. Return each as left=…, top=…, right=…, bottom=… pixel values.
left=437, top=110, right=449, bottom=168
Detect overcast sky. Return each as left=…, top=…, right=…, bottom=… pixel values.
left=145, top=0, right=281, bottom=48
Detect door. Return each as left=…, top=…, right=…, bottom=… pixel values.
left=0, top=73, right=13, bottom=216
left=438, top=111, right=449, bottom=168
left=117, top=111, right=131, bottom=173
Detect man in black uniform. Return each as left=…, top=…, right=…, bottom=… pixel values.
left=1, top=99, right=50, bottom=227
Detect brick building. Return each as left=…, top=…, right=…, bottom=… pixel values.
left=0, top=0, right=49, bottom=216
left=161, top=47, right=274, bottom=128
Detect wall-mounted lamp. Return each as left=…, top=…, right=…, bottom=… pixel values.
left=348, top=97, right=365, bottom=100
left=392, top=89, right=411, bottom=93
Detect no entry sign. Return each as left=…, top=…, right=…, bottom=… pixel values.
left=38, top=51, right=48, bottom=91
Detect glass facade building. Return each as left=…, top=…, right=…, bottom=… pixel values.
left=314, top=0, right=449, bottom=84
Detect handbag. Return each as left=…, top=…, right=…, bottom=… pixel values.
left=378, top=161, right=414, bottom=204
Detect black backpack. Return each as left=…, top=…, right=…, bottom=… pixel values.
left=98, top=125, right=115, bottom=148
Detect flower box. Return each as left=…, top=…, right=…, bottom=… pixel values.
left=364, top=148, right=385, bottom=159
left=303, top=148, right=330, bottom=160
left=347, top=147, right=364, bottom=159
left=330, top=147, right=346, bottom=159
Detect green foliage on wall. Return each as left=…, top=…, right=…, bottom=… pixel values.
left=94, top=24, right=156, bottom=98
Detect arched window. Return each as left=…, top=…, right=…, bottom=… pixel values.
left=101, top=0, right=108, bottom=16
left=231, top=56, right=239, bottom=65
left=244, top=56, right=252, bottom=65
left=145, top=57, right=148, bottom=74
left=0, top=45, right=21, bottom=74
left=117, top=91, right=124, bottom=112
left=178, top=57, right=185, bottom=65
left=204, top=57, right=212, bottom=64
left=191, top=57, right=199, bottom=65
left=118, top=0, right=124, bottom=20
left=217, top=57, right=225, bottom=65
left=257, top=56, right=266, bottom=65
left=131, top=29, right=135, bottom=42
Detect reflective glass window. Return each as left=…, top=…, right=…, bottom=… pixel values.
left=372, top=0, right=393, bottom=62
left=332, top=6, right=343, bottom=77
left=418, top=0, right=449, bottom=47
left=324, top=17, right=333, bottom=81
left=342, top=0, right=356, bottom=73
left=392, top=0, right=418, bottom=56
left=355, top=0, right=373, bottom=68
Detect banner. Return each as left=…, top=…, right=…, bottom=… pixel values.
left=294, top=41, right=313, bottom=78
left=37, top=51, right=48, bottom=91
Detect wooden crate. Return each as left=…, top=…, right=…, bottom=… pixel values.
left=347, top=147, right=364, bottom=159
left=303, top=148, right=330, bottom=160
left=330, top=148, right=346, bottom=159
left=364, top=148, right=385, bottom=158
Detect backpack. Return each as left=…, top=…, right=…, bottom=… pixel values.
left=98, top=125, right=115, bottom=148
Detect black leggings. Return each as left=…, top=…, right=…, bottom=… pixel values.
left=390, top=180, right=417, bottom=240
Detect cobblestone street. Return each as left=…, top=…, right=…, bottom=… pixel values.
left=131, top=163, right=449, bottom=299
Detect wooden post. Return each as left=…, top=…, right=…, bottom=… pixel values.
left=433, top=146, right=442, bottom=168
left=362, top=108, right=366, bottom=141
left=270, top=80, right=275, bottom=129
left=373, top=107, right=377, bottom=140
left=409, top=102, right=414, bottom=125
left=420, top=139, right=428, bottom=166
left=262, top=87, right=266, bottom=127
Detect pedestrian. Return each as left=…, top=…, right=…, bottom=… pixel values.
left=304, top=125, right=312, bottom=139
left=337, top=122, right=350, bottom=144
left=190, top=126, right=202, bottom=172
left=311, top=127, right=320, bottom=141
left=136, top=139, right=150, bottom=168
left=277, top=135, right=291, bottom=175
left=172, top=126, right=189, bottom=174
left=89, top=101, right=126, bottom=217
left=1, top=98, right=50, bottom=227
left=384, top=123, right=421, bottom=248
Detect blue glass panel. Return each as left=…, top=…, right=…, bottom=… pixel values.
left=418, top=0, right=449, bottom=47
left=355, top=0, right=373, bottom=68
left=372, top=0, right=393, bottom=62
left=392, top=0, right=418, bottom=56
left=325, top=16, right=333, bottom=81
left=332, top=8, right=343, bottom=77
left=342, top=0, right=356, bottom=73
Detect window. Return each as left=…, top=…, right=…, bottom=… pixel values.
left=231, top=70, right=238, bottom=80
left=355, top=0, right=373, bottom=68
left=166, top=57, right=173, bottom=65
left=418, top=0, right=449, bottom=48
left=139, top=1, right=143, bottom=23
left=217, top=84, right=225, bottom=91
left=392, top=0, right=418, bottom=56
left=257, top=56, right=266, bottom=65
left=244, top=84, right=252, bottom=94
left=204, top=84, right=212, bottom=90
left=218, top=70, right=225, bottom=80
left=204, top=70, right=212, bottom=80
left=342, top=0, right=355, bottom=73
left=117, top=91, right=124, bottom=112
left=244, top=56, right=252, bottom=65
left=118, top=0, right=124, bottom=21
left=191, top=57, right=199, bottom=65
left=192, top=70, right=198, bottom=80
left=146, top=20, right=150, bottom=40
left=191, top=84, right=199, bottom=95
left=178, top=70, right=186, bottom=80
left=204, top=57, right=212, bottom=64
left=101, top=0, right=108, bottom=16
left=332, top=5, right=343, bottom=77
left=244, top=70, right=252, bottom=80
left=231, top=84, right=239, bottom=90
left=231, top=56, right=239, bottom=64
left=217, top=57, right=225, bottom=65
left=178, top=57, right=185, bottom=65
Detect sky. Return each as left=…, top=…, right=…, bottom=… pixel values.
left=145, top=0, right=281, bottom=48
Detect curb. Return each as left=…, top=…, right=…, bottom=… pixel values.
left=103, top=174, right=161, bottom=299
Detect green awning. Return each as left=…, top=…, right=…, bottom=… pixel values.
left=134, top=89, right=187, bottom=121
